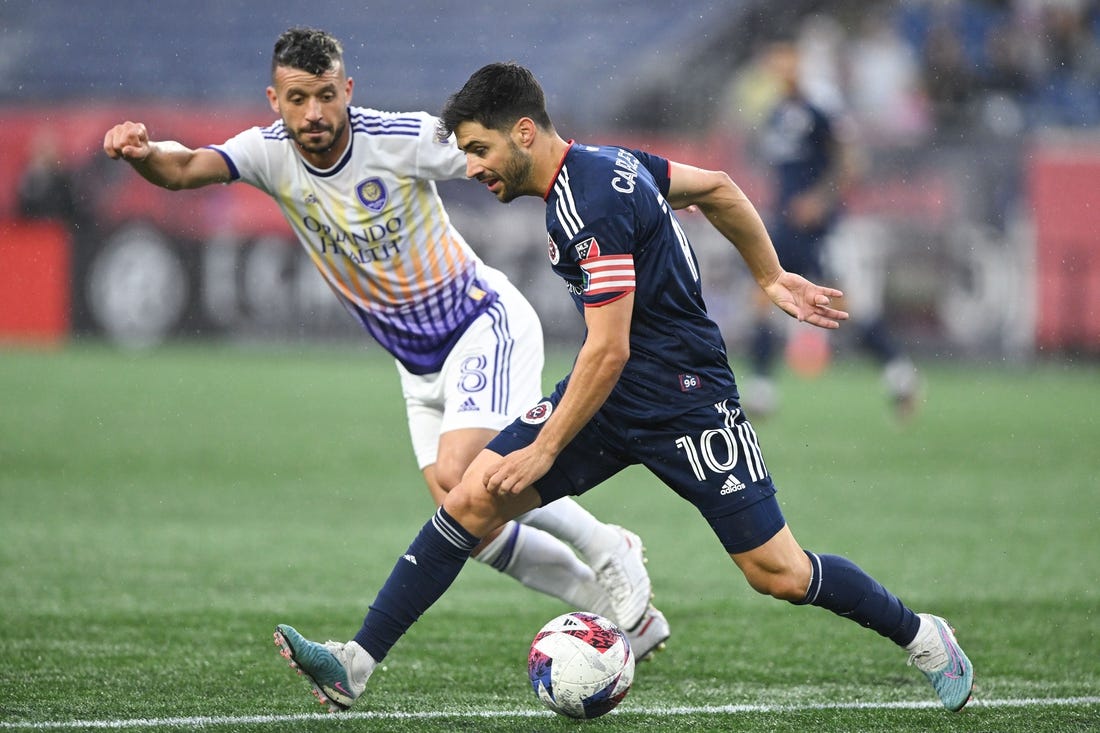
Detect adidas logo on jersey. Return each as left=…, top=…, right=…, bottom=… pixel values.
left=458, top=397, right=480, bottom=413
left=720, top=475, right=746, bottom=495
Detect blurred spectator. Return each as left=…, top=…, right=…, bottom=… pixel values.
left=897, top=0, right=1100, bottom=132
left=719, top=41, right=785, bottom=134
left=1031, top=0, right=1100, bottom=126
left=846, top=8, right=931, bottom=144
left=922, top=18, right=981, bottom=134
left=976, top=17, right=1032, bottom=136
left=16, top=132, right=85, bottom=228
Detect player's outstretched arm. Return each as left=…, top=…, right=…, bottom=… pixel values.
left=103, top=121, right=230, bottom=190
left=666, top=161, right=848, bottom=329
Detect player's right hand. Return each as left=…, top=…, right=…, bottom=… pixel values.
left=103, top=121, right=151, bottom=161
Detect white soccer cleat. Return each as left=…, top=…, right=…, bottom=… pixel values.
left=884, top=357, right=921, bottom=422
left=741, top=376, right=778, bottom=420
left=626, top=604, right=670, bottom=662
left=592, top=526, right=653, bottom=631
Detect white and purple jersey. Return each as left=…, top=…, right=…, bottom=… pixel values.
left=211, top=107, right=497, bottom=374
left=544, top=143, right=740, bottom=422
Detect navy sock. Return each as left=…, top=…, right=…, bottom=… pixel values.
left=353, top=507, right=479, bottom=662
left=793, top=551, right=920, bottom=647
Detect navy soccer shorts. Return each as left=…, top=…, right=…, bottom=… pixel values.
left=487, top=394, right=786, bottom=554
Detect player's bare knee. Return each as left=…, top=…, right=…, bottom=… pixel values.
left=441, top=480, right=502, bottom=535
left=441, top=482, right=478, bottom=518
left=742, top=566, right=808, bottom=601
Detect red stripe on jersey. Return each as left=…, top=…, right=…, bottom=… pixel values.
left=581, top=254, right=635, bottom=295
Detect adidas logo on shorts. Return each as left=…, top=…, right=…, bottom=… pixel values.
left=720, top=475, right=746, bottom=495
left=458, top=397, right=480, bottom=413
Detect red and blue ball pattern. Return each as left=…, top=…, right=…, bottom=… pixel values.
left=528, top=611, right=635, bottom=719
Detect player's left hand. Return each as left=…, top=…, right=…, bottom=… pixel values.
left=764, top=271, right=849, bottom=329
left=483, top=445, right=554, bottom=496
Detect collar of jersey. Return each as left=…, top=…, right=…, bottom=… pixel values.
left=543, top=140, right=576, bottom=201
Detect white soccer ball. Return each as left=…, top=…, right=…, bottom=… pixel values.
left=527, top=611, right=635, bottom=719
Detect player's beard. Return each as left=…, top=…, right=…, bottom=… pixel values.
left=495, top=140, right=534, bottom=203
left=293, top=117, right=347, bottom=156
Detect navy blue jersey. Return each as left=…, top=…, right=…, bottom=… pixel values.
left=761, top=96, right=834, bottom=207
left=758, top=95, right=842, bottom=279
left=760, top=96, right=838, bottom=236
left=543, top=143, right=739, bottom=423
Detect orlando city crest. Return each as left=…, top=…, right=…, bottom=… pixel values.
left=356, top=177, right=388, bottom=212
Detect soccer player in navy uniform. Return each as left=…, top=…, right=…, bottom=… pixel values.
left=745, top=39, right=920, bottom=419
left=274, top=62, right=973, bottom=714
left=104, top=27, right=668, bottom=661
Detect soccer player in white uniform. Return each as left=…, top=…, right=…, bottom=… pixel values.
left=102, top=27, right=669, bottom=656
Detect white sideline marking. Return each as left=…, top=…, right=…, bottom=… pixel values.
left=1, top=697, right=1097, bottom=729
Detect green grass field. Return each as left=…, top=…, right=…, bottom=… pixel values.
left=1, top=343, right=1098, bottom=732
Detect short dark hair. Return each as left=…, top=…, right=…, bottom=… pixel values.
left=271, top=27, right=344, bottom=79
left=439, top=62, right=553, bottom=137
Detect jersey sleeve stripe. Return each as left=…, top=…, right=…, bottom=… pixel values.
left=259, top=120, right=289, bottom=140
left=582, top=290, right=634, bottom=306
left=586, top=283, right=636, bottom=295
left=580, top=255, right=634, bottom=270
left=350, top=110, right=423, bottom=137
left=205, top=146, right=240, bottom=180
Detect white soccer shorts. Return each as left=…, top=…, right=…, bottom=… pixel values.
left=398, top=268, right=545, bottom=469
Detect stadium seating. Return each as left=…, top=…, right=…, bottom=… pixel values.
left=0, top=0, right=729, bottom=127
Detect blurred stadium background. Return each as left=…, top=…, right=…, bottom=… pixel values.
left=1, top=0, right=1098, bottom=361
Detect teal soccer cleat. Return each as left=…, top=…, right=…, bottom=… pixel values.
left=273, top=624, right=370, bottom=712
left=907, top=614, right=974, bottom=712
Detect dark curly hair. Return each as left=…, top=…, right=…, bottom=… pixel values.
left=271, top=27, right=344, bottom=79
left=439, top=62, right=553, bottom=137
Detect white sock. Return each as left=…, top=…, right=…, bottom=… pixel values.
left=904, top=613, right=955, bottom=673
left=475, top=520, right=613, bottom=618
left=344, top=640, right=376, bottom=695
left=516, top=498, right=622, bottom=564
left=904, top=614, right=935, bottom=652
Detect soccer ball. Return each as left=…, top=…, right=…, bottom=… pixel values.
left=527, top=611, right=635, bottom=719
